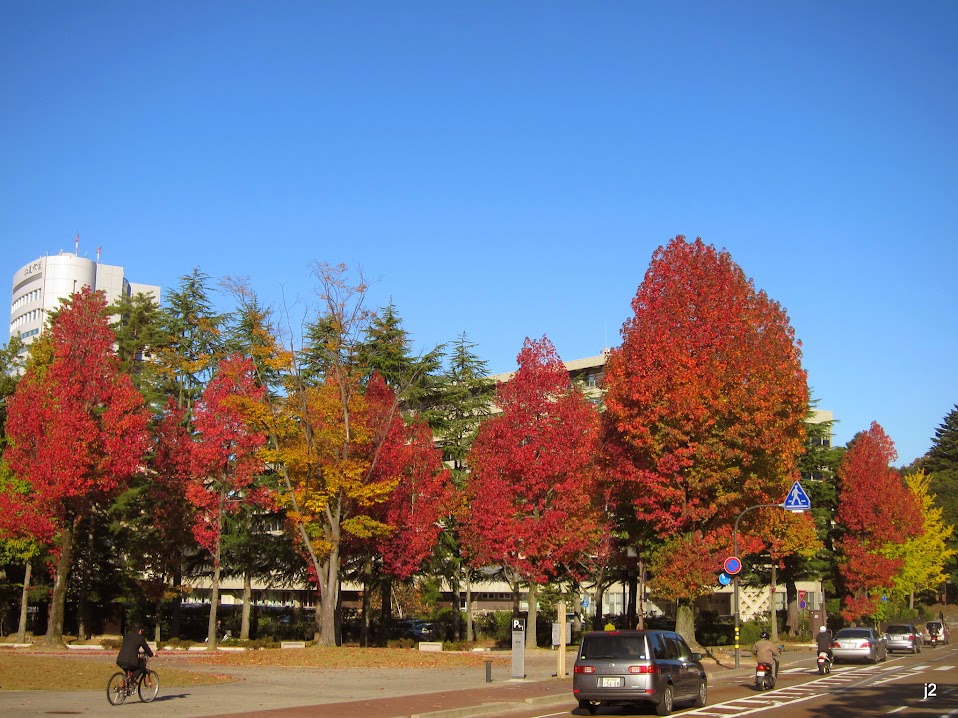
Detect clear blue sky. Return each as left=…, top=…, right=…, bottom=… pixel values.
left=3, top=1, right=956, bottom=466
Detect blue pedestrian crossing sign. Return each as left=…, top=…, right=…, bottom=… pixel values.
left=783, top=481, right=811, bottom=511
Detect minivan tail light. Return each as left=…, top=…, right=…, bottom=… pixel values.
left=629, top=665, right=658, bottom=674
left=574, top=665, right=595, bottom=674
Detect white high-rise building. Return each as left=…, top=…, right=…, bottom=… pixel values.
left=9, top=243, right=161, bottom=347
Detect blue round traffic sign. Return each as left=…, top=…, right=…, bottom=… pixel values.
left=718, top=572, right=732, bottom=586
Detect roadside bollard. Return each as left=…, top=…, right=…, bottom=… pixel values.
left=485, top=659, right=493, bottom=683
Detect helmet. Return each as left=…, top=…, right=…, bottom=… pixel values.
left=760, top=631, right=770, bottom=640
left=820, top=625, right=828, bottom=632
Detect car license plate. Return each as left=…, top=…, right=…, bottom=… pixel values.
left=601, top=676, right=624, bottom=687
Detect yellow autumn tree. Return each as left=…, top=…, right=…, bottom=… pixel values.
left=883, top=470, right=955, bottom=608
left=224, top=268, right=424, bottom=647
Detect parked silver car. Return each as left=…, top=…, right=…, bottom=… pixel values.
left=832, top=627, right=887, bottom=663
left=884, top=624, right=921, bottom=654
left=573, top=630, right=707, bottom=716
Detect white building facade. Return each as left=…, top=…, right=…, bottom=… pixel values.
left=9, top=249, right=160, bottom=346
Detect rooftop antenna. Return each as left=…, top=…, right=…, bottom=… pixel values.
left=74, top=233, right=79, bottom=256
left=96, top=246, right=102, bottom=263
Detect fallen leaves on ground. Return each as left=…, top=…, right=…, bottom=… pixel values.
left=181, top=646, right=510, bottom=670
left=0, top=652, right=232, bottom=691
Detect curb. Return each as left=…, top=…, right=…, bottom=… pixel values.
left=410, top=693, right=570, bottom=718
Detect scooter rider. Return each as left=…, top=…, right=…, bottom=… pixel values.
left=816, top=625, right=833, bottom=661
left=752, top=631, right=781, bottom=677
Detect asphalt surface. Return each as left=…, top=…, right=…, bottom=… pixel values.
left=0, top=644, right=767, bottom=718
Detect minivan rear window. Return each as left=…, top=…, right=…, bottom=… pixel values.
left=581, top=634, right=648, bottom=660
left=886, top=625, right=910, bottom=633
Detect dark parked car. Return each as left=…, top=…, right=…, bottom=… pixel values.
left=884, top=624, right=921, bottom=654
left=573, top=630, right=707, bottom=716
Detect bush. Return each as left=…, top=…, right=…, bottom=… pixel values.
left=100, top=638, right=121, bottom=650
left=387, top=638, right=415, bottom=649
left=473, top=611, right=514, bottom=647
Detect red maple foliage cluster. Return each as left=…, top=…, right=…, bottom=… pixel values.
left=460, top=337, right=606, bottom=586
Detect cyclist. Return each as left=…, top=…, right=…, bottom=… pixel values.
left=116, top=626, right=154, bottom=681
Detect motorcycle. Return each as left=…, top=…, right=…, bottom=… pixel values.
left=755, top=662, right=776, bottom=690
left=929, top=630, right=940, bottom=648
left=817, top=650, right=832, bottom=675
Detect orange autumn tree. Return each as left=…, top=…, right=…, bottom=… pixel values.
left=835, top=422, right=922, bottom=623
left=603, top=236, right=809, bottom=641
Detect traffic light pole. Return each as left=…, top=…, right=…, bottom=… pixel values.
left=732, top=503, right=785, bottom=669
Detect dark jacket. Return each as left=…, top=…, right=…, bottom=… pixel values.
left=816, top=630, right=833, bottom=652
left=117, top=630, right=154, bottom=670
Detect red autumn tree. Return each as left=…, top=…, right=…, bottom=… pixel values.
left=835, top=422, right=922, bottom=622
left=146, top=401, right=198, bottom=636
left=461, top=336, right=606, bottom=648
left=3, top=286, right=150, bottom=646
left=370, top=382, right=451, bottom=581
left=602, top=236, right=809, bottom=640
left=189, top=353, right=269, bottom=648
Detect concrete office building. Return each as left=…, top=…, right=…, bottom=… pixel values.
left=9, top=244, right=161, bottom=347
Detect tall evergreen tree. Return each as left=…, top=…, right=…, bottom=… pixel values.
left=357, top=302, right=444, bottom=422
left=155, top=268, right=227, bottom=413
left=110, top=291, right=166, bottom=409
left=925, top=404, right=958, bottom=587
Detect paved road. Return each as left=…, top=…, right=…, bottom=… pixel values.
left=0, top=646, right=802, bottom=718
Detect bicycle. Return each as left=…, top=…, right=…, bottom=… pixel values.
left=107, top=657, right=159, bottom=705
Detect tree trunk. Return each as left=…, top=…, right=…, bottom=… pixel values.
left=43, top=516, right=78, bottom=647
left=240, top=570, right=252, bottom=640
left=769, top=564, right=778, bottom=642
left=206, top=495, right=225, bottom=650
left=674, top=602, right=701, bottom=651
left=627, top=571, right=638, bottom=629
left=315, top=545, right=341, bottom=646
left=465, top=572, right=474, bottom=642
left=17, top=559, right=32, bottom=643
left=360, top=559, right=372, bottom=647
left=450, top=575, right=463, bottom=641
left=594, top=581, right=606, bottom=630
left=526, top=583, right=538, bottom=650
left=380, top=576, right=393, bottom=646
left=171, top=564, right=183, bottom=638
left=76, top=522, right=95, bottom=641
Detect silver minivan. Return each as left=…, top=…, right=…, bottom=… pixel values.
left=573, top=630, right=707, bottom=716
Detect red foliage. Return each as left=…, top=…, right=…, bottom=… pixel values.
left=366, top=375, right=451, bottom=580
left=836, top=422, right=922, bottom=621
left=3, top=286, right=150, bottom=542
left=189, top=354, right=269, bottom=555
left=461, top=336, right=606, bottom=584
left=149, top=400, right=197, bottom=553
left=600, top=237, right=808, bottom=601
